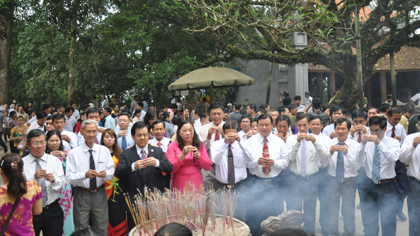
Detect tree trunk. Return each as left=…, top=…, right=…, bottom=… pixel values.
left=46, top=87, right=53, bottom=104
left=330, top=75, right=359, bottom=110
left=68, top=1, right=79, bottom=102
left=0, top=6, right=13, bottom=105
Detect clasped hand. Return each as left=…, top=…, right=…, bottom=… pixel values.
left=85, top=169, right=107, bottom=178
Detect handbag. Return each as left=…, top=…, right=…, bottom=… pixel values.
left=17, top=135, right=26, bottom=151
left=0, top=198, right=20, bottom=236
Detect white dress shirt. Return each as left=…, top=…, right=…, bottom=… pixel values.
left=348, top=126, right=370, bottom=142
left=211, top=139, right=253, bottom=184
left=61, top=130, right=78, bottom=149
left=357, top=136, right=400, bottom=180
left=26, top=121, right=45, bottom=134
left=149, top=137, right=171, bottom=153
left=130, top=144, right=160, bottom=171
left=199, top=121, right=225, bottom=155
left=297, top=104, right=306, bottom=112
left=400, top=133, right=420, bottom=180
left=193, top=118, right=201, bottom=131
left=64, top=115, right=75, bottom=132
left=77, top=131, right=102, bottom=147
left=244, top=133, right=288, bottom=178
left=238, top=130, right=250, bottom=141
left=325, top=138, right=361, bottom=178
left=286, top=133, right=328, bottom=176
left=23, top=153, right=65, bottom=206
left=314, top=133, right=331, bottom=167
left=73, top=109, right=80, bottom=121
left=27, top=116, right=37, bottom=125
left=385, top=121, right=407, bottom=146
left=322, top=123, right=335, bottom=138
left=306, top=96, right=313, bottom=113
left=66, top=142, right=115, bottom=188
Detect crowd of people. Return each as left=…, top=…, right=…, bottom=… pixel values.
left=0, top=92, right=419, bottom=236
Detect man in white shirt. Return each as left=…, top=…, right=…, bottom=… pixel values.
left=323, top=105, right=346, bottom=139
left=23, top=129, right=65, bottom=236
left=192, top=109, right=201, bottom=132
left=101, top=96, right=108, bottom=109
left=199, top=102, right=225, bottom=189
left=324, top=118, right=360, bottom=236
left=357, top=116, right=400, bottom=236
left=211, top=121, right=252, bottom=222
left=304, top=92, right=313, bottom=113
left=238, top=114, right=253, bottom=141
left=64, top=106, right=75, bottom=132
left=149, top=120, right=171, bottom=153
left=53, top=114, right=78, bottom=149
left=285, top=112, right=328, bottom=235
left=243, top=114, right=288, bottom=236
left=410, top=92, right=420, bottom=107
left=77, top=108, right=103, bottom=146
left=70, top=102, right=80, bottom=120
left=26, top=110, right=47, bottom=134
left=294, top=95, right=306, bottom=112
left=400, top=120, right=420, bottom=235
left=66, top=119, right=115, bottom=234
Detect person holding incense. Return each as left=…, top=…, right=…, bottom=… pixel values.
left=210, top=120, right=253, bottom=221
left=243, top=114, right=289, bottom=236
left=167, top=120, right=211, bottom=192
left=115, top=121, right=173, bottom=232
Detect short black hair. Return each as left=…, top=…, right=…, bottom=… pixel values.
left=131, top=121, right=149, bottom=136
left=222, top=120, right=239, bottom=132
left=65, top=107, right=75, bottom=114
left=259, top=103, right=269, bottom=110
left=287, top=104, right=296, bottom=111
left=137, top=102, right=144, bottom=108
left=368, top=116, right=387, bottom=129
left=210, top=102, right=224, bottom=111
left=172, top=116, right=182, bottom=126
left=277, top=106, right=287, bottom=114
left=405, top=107, right=414, bottom=114
left=308, top=114, right=321, bottom=123
left=240, top=114, right=252, bottom=123
left=368, top=106, right=379, bottom=113
left=119, top=112, right=131, bottom=119
left=379, top=103, right=391, bottom=113
left=276, top=115, right=290, bottom=126
left=198, top=112, right=208, bottom=119
left=257, top=113, right=273, bottom=124
left=35, top=110, right=48, bottom=119
left=52, top=114, right=65, bottom=122
left=388, top=107, right=402, bottom=117
left=334, top=118, right=351, bottom=130
left=294, top=95, right=301, bottom=101
left=86, top=108, right=98, bottom=118
left=27, top=129, right=46, bottom=145
left=234, top=103, right=241, bottom=110
left=247, top=103, right=256, bottom=112
left=295, top=112, right=307, bottom=122
left=151, top=120, right=165, bottom=129
left=387, top=94, right=393, bottom=99
left=351, top=109, right=367, bottom=120
left=312, top=97, right=322, bottom=110
left=104, top=107, right=112, bottom=114
left=331, top=105, right=346, bottom=115
left=170, top=104, right=177, bottom=109
left=256, top=108, right=266, bottom=115
left=41, top=104, right=51, bottom=110
left=283, top=97, right=292, bottom=106
left=154, top=223, right=192, bottom=236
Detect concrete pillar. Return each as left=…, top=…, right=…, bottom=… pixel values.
left=316, top=72, right=324, bottom=101
left=328, top=71, right=336, bottom=98
left=380, top=71, right=387, bottom=104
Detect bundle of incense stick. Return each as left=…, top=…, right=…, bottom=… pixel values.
left=190, top=123, right=195, bottom=163
left=125, top=182, right=239, bottom=236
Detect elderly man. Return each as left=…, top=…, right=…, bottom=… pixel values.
left=23, top=129, right=65, bottom=236
left=115, top=121, right=173, bottom=232
left=77, top=108, right=104, bottom=146
left=66, top=119, right=115, bottom=234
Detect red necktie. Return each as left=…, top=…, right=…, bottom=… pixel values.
left=215, top=130, right=220, bottom=141
left=357, top=132, right=362, bottom=143
left=158, top=142, right=161, bottom=148
left=391, top=126, right=396, bottom=138
left=262, top=138, right=271, bottom=175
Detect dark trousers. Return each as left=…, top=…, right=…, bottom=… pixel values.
left=0, top=132, right=7, bottom=153
left=317, top=168, right=330, bottom=233
left=329, top=177, right=356, bottom=236
left=245, top=174, right=284, bottom=236
left=408, top=177, right=420, bottom=236
left=361, top=180, right=398, bottom=236
left=33, top=200, right=64, bottom=236
left=286, top=173, right=318, bottom=235
left=10, top=141, right=18, bottom=154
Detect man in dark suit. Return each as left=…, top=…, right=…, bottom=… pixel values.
left=115, top=121, right=173, bottom=232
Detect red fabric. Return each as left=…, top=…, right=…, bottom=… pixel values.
left=74, top=121, right=82, bottom=134
left=158, top=142, right=161, bottom=148
left=262, top=138, right=271, bottom=175
left=391, top=126, right=396, bottom=138
left=166, top=142, right=212, bottom=192
left=357, top=132, right=362, bottom=143
left=215, top=131, right=220, bottom=141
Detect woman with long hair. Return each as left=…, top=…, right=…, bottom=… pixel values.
left=10, top=115, right=28, bottom=154
left=144, top=110, right=158, bottom=139
left=0, top=153, right=43, bottom=235
left=46, top=130, right=74, bottom=235
left=166, top=120, right=211, bottom=192
left=100, top=129, right=127, bottom=236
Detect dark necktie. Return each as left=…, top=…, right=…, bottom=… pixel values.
left=35, top=159, right=48, bottom=205
left=89, top=149, right=97, bottom=191
left=227, top=144, right=235, bottom=185
left=391, top=126, right=396, bottom=138
left=357, top=132, right=362, bottom=143
left=215, top=130, right=220, bottom=141
left=141, top=149, right=147, bottom=172
left=336, top=143, right=345, bottom=182
left=121, top=136, right=127, bottom=150
left=372, top=145, right=381, bottom=183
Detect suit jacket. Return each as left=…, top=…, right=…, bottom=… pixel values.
left=115, top=145, right=173, bottom=209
